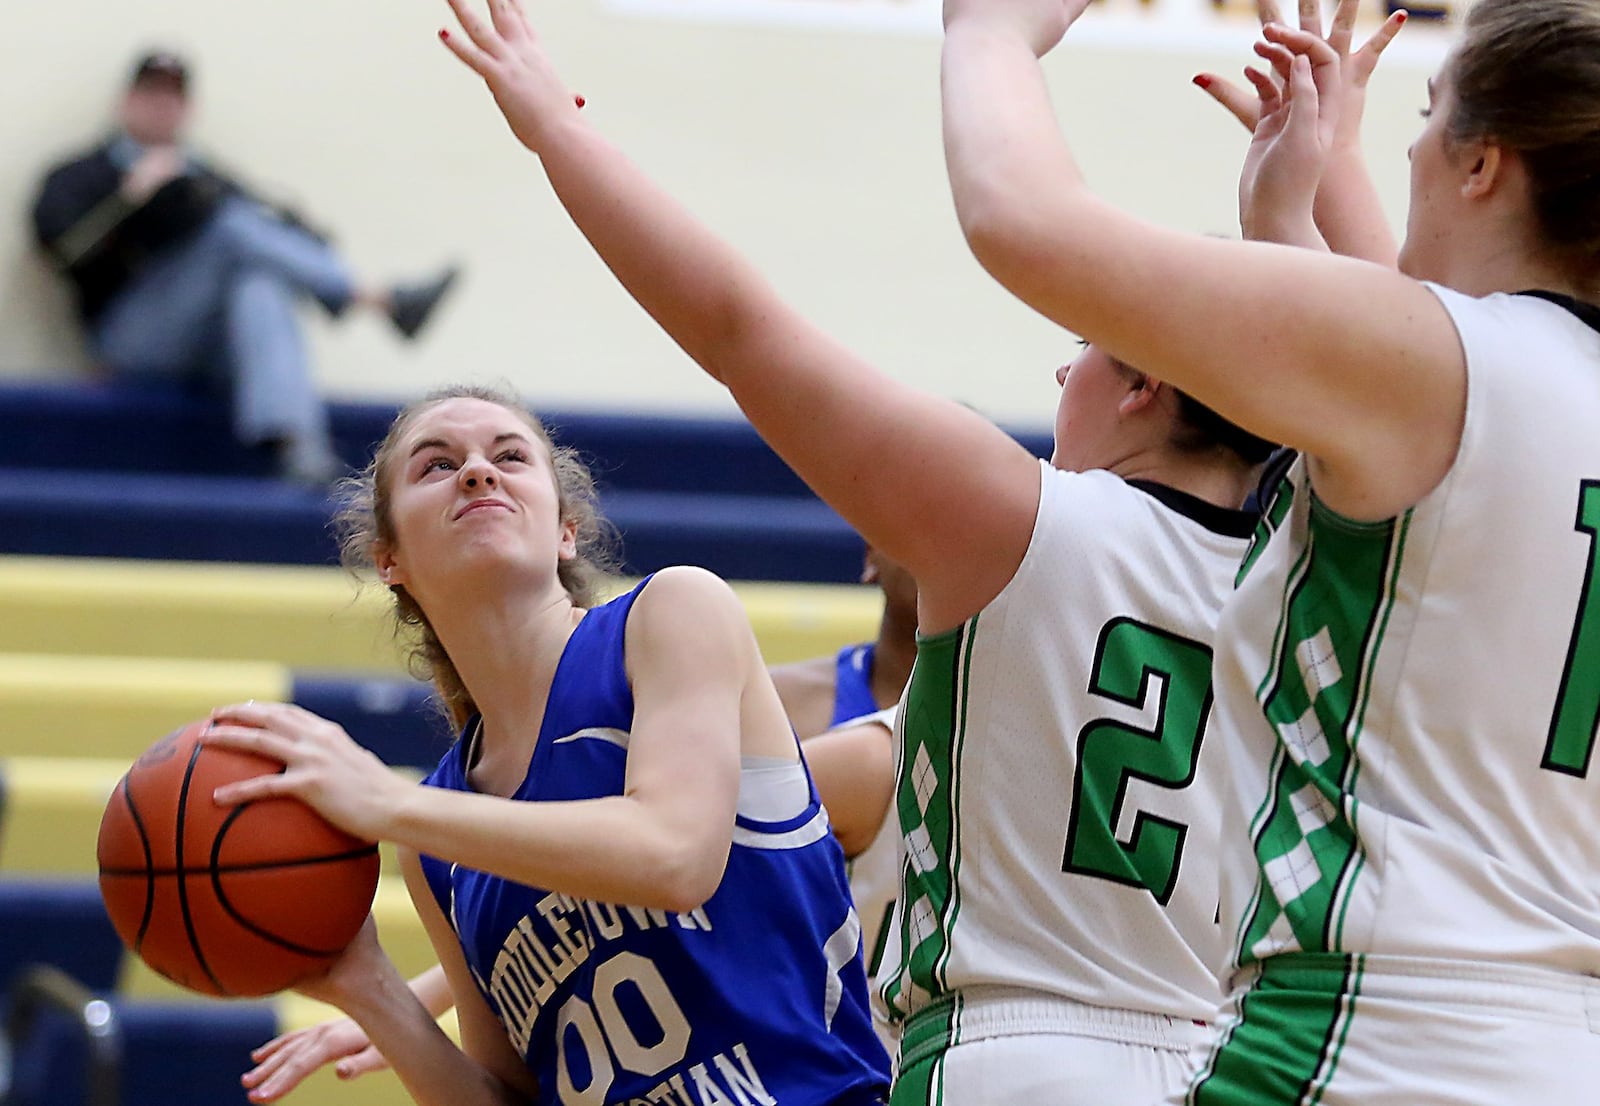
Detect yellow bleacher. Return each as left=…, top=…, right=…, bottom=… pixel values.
left=0, top=555, right=880, bottom=669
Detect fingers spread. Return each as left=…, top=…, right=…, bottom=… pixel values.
left=1261, top=22, right=1341, bottom=66
left=1195, top=72, right=1262, bottom=132
left=1244, top=66, right=1283, bottom=116
left=1358, top=10, right=1406, bottom=63
left=443, top=0, right=505, bottom=60
left=486, top=0, right=524, bottom=42
left=1254, top=38, right=1297, bottom=84
left=1297, top=0, right=1324, bottom=36
left=1327, top=0, right=1359, bottom=51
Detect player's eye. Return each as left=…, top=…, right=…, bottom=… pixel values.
left=421, top=455, right=455, bottom=474
left=496, top=449, right=529, bottom=465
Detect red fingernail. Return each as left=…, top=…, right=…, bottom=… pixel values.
left=574, top=94, right=586, bottom=109
left=1395, top=10, right=1407, bottom=23
left=1193, top=75, right=1212, bottom=90
left=439, top=28, right=451, bottom=40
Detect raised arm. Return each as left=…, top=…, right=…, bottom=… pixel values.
left=940, top=0, right=1463, bottom=518
left=437, top=0, right=1041, bottom=630
left=1195, top=0, right=1404, bottom=265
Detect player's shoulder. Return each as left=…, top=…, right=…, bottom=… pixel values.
left=637, top=564, right=739, bottom=606
left=630, top=566, right=747, bottom=636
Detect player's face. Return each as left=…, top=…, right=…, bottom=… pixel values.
left=377, top=398, right=575, bottom=598
left=1051, top=344, right=1129, bottom=473
left=1398, top=67, right=1462, bottom=282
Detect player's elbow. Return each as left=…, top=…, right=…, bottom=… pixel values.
left=832, top=817, right=877, bottom=862
left=652, top=852, right=728, bottom=914
left=644, top=832, right=730, bottom=913
left=957, top=198, right=1039, bottom=292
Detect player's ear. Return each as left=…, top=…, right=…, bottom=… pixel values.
left=1118, top=371, right=1159, bottom=417
left=374, top=541, right=407, bottom=587
left=555, top=517, right=578, bottom=562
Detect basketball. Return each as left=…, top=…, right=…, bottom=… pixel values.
left=96, top=719, right=381, bottom=997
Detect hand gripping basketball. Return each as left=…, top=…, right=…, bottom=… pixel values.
left=96, top=719, right=381, bottom=997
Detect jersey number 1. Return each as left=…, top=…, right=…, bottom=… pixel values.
left=1545, top=480, right=1600, bottom=777
left=1062, top=618, right=1213, bottom=905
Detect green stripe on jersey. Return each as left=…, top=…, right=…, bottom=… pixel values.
left=1238, top=469, right=1296, bottom=586
left=1237, top=502, right=1410, bottom=965
left=884, top=620, right=975, bottom=1015
left=891, top=993, right=963, bottom=1106
left=1189, top=954, right=1365, bottom=1106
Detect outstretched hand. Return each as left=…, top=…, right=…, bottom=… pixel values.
left=1195, top=0, right=1405, bottom=149
left=1237, top=23, right=1342, bottom=245
left=242, top=1015, right=388, bottom=1104
left=942, top=0, right=1093, bottom=58
left=438, top=0, right=585, bottom=154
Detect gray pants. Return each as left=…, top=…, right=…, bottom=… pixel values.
left=93, top=196, right=354, bottom=462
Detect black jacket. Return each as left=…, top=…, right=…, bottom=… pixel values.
left=31, top=141, right=237, bottom=322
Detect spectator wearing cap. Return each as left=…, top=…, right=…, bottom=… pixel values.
left=30, top=50, right=460, bottom=485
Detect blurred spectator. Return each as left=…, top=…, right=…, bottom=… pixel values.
left=31, top=50, right=460, bottom=485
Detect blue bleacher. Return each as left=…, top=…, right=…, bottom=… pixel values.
left=5, top=958, right=276, bottom=1106
left=291, top=672, right=454, bottom=770
left=0, top=381, right=1051, bottom=582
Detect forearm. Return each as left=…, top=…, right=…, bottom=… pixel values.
left=331, top=958, right=521, bottom=1106
left=941, top=22, right=1089, bottom=287
left=1241, top=195, right=1326, bottom=252
left=1312, top=148, right=1397, bottom=266
left=382, top=785, right=725, bottom=912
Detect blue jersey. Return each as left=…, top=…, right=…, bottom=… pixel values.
left=418, top=579, right=891, bottom=1106
left=829, top=644, right=878, bottom=728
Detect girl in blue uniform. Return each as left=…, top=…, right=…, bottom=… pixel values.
left=206, top=385, right=890, bottom=1106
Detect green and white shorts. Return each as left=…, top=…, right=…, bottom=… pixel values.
left=1180, top=953, right=1600, bottom=1106
left=890, top=988, right=1214, bottom=1106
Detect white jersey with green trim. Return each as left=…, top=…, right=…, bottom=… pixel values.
left=877, top=460, right=1256, bottom=1026
left=1214, top=286, right=1600, bottom=980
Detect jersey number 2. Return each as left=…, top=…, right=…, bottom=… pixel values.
left=1545, top=480, right=1600, bottom=777
left=1062, top=618, right=1213, bottom=906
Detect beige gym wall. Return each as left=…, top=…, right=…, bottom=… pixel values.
left=0, top=0, right=1456, bottom=427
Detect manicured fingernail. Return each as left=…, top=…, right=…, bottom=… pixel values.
left=1193, top=74, right=1212, bottom=90
left=574, top=94, right=586, bottom=108
left=1395, top=10, right=1407, bottom=23
left=439, top=28, right=451, bottom=40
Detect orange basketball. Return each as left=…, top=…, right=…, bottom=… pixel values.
left=97, top=719, right=381, bottom=997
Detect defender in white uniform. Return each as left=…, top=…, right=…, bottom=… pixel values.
left=879, top=461, right=1257, bottom=1104
left=935, top=0, right=1600, bottom=1101
left=1190, top=289, right=1600, bottom=1105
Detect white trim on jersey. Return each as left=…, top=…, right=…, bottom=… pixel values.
left=733, top=807, right=833, bottom=850
left=551, top=726, right=631, bottom=749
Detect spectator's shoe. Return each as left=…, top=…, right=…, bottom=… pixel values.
left=273, top=436, right=346, bottom=490
left=389, top=265, right=461, bottom=340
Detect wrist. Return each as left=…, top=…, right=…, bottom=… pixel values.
left=1242, top=209, right=1322, bottom=250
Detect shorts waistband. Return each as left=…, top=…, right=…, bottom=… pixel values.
left=1242, top=953, right=1600, bottom=1026
left=898, top=988, right=1215, bottom=1068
